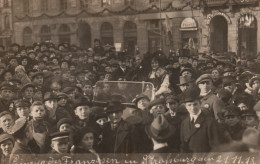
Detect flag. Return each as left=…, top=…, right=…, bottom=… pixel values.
left=165, top=13, right=173, bottom=44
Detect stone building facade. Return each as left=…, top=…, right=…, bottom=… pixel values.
left=0, top=0, right=13, bottom=48
left=11, top=0, right=260, bottom=56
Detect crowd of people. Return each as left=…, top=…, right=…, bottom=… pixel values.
left=0, top=38, right=259, bottom=163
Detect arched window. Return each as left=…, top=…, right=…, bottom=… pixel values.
left=60, top=0, right=67, bottom=10
left=23, top=27, right=33, bottom=46
left=41, top=0, right=48, bottom=12
left=210, top=16, right=228, bottom=53
left=100, top=22, right=113, bottom=46
left=238, top=14, right=257, bottom=57
left=59, top=24, right=71, bottom=44
left=40, top=25, right=51, bottom=42
left=23, top=0, right=29, bottom=14
left=78, top=23, right=92, bottom=48
left=123, top=21, right=137, bottom=55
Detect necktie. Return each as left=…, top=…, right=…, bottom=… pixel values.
left=191, top=118, right=195, bottom=124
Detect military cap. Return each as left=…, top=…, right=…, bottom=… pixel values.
left=49, top=131, right=69, bottom=142
left=180, top=67, right=193, bottom=75
left=147, top=98, right=166, bottom=110
left=31, top=72, right=44, bottom=79
left=57, top=92, right=69, bottom=99
left=13, top=99, right=31, bottom=108
left=195, top=74, right=212, bottom=85
left=20, top=83, right=35, bottom=93
left=0, top=133, right=14, bottom=144
left=132, top=94, right=150, bottom=104
left=62, top=87, right=75, bottom=94
left=0, top=111, right=12, bottom=118
left=165, top=95, right=179, bottom=104
left=8, top=117, right=27, bottom=135
left=241, top=110, right=257, bottom=117
left=0, top=82, right=15, bottom=91
left=43, top=92, right=58, bottom=102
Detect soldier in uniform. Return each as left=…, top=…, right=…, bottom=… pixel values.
left=196, top=74, right=225, bottom=121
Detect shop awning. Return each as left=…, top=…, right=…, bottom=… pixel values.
left=180, top=17, right=198, bottom=31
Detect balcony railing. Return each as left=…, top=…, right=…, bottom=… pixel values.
left=204, top=0, right=259, bottom=6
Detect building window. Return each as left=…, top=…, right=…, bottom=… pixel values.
left=125, top=0, right=134, bottom=5
left=124, top=21, right=137, bottom=55
left=80, top=0, right=88, bottom=8
left=210, top=16, right=228, bottom=53
left=23, top=27, right=33, bottom=46
left=41, top=0, right=48, bottom=12
left=23, top=0, right=30, bottom=14
left=238, top=14, right=257, bottom=57
left=60, top=0, right=67, bottom=10
left=148, top=20, right=161, bottom=53
left=100, top=22, right=114, bottom=46
left=4, top=15, right=9, bottom=29
left=4, top=0, right=9, bottom=7
left=59, top=24, right=71, bottom=44
left=149, top=0, right=159, bottom=3
left=40, top=25, right=51, bottom=42
left=102, top=0, right=111, bottom=7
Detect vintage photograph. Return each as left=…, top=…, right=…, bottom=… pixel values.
left=0, top=0, right=259, bottom=163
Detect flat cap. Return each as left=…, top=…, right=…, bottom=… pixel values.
left=195, top=74, right=212, bottom=85
left=147, top=98, right=165, bottom=110
left=0, top=133, right=14, bottom=144
left=8, top=117, right=27, bottom=135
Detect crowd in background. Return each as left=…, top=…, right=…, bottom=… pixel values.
left=0, top=39, right=259, bottom=163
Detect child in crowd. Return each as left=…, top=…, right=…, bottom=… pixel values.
left=0, top=133, right=14, bottom=164
left=29, top=101, right=50, bottom=152
left=0, top=111, right=14, bottom=133
left=13, top=99, right=31, bottom=120
left=73, top=102, right=92, bottom=130
left=49, top=131, right=70, bottom=154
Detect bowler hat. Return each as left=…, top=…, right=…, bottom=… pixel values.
left=165, top=95, right=179, bottom=104
left=57, top=118, right=73, bottom=130
left=145, top=115, right=175, bottom=141
left=0, top=133, right=14, bottom=144
left=196, top=74, right=212, bottom=85
left=182, top=88, right=200, bottom=103
left=177, top=76, right=193, bottom=86
left=105, top=100, right=125, bottom=114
